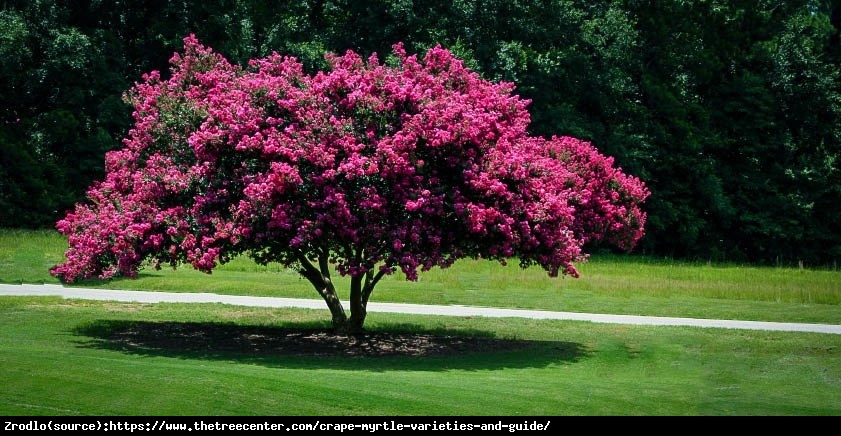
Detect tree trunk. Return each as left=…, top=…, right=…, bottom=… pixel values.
left=346, top=275, right=367, bottom=335
left=343, top=267, right=387, bottom=335
left=297, top=252, right=348, bottom=330
left=298, top=253, right=389, bottom=335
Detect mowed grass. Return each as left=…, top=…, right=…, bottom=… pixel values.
left=1, top=296, right=839, bottom=416
left=2, top=228, right=841, bottom=415
left=2, top=228, right=840, bottom=324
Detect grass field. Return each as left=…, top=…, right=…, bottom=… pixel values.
left=2, top=297, right=840, bottom=415
left=2, top=228, right=840, bottom=324
left=1, top=228, right=840, bottom=415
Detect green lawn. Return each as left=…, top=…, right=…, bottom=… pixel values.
left=1, top=296, right=839, bottom=416
left=1, top=228, right=840, bottom=415
left=2, top=228, right=840, bottom=324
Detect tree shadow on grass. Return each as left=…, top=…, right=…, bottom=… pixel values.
left=72, top=319, right=586, bottom=371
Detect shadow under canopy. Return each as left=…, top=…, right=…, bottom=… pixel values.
left=72, top=320, right=586, bottom=371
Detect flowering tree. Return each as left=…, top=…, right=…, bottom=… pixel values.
left=51, top=36, right=649, bottom=334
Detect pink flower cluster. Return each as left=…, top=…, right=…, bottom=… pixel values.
left=51, top=35, right=649, bottom=283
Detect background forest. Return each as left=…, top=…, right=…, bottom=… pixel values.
left=1, top=0, right=839, bottom=266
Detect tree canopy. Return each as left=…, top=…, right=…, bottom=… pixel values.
left=50, top=37, right=648, bottom=333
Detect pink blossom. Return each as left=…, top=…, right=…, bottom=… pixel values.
left=51, top=35, right=648, bottom=304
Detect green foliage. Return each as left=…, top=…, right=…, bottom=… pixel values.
left=1, top=0, right=840, bottom=265
left=0, top=2, right=130, bottom=227
left=627, top=0, right=841, bottom=264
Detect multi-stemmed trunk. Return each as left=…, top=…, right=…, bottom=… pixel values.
left=296, top=251, right=386, bottom=335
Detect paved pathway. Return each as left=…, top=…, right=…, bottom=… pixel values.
left=2, top=283, right=840, bottom=335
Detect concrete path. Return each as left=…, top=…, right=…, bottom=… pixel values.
left=2, top=283, right=840, bottom=335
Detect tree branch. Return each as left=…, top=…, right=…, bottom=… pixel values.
left=362, top=268, right=387, bottom=306
left=296, top=253, right=322, bottom=287
left=318, top=248, right=332, bottom=286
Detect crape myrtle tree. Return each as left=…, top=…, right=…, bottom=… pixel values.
left=51, top=36, right=649, bottom=334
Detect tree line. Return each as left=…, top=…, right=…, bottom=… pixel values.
left=2, top=0, right=839, bottom=266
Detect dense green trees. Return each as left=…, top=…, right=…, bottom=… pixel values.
left=628, top=0, right=841, bottom=263
left=2, top=0, right=839, bottom=265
